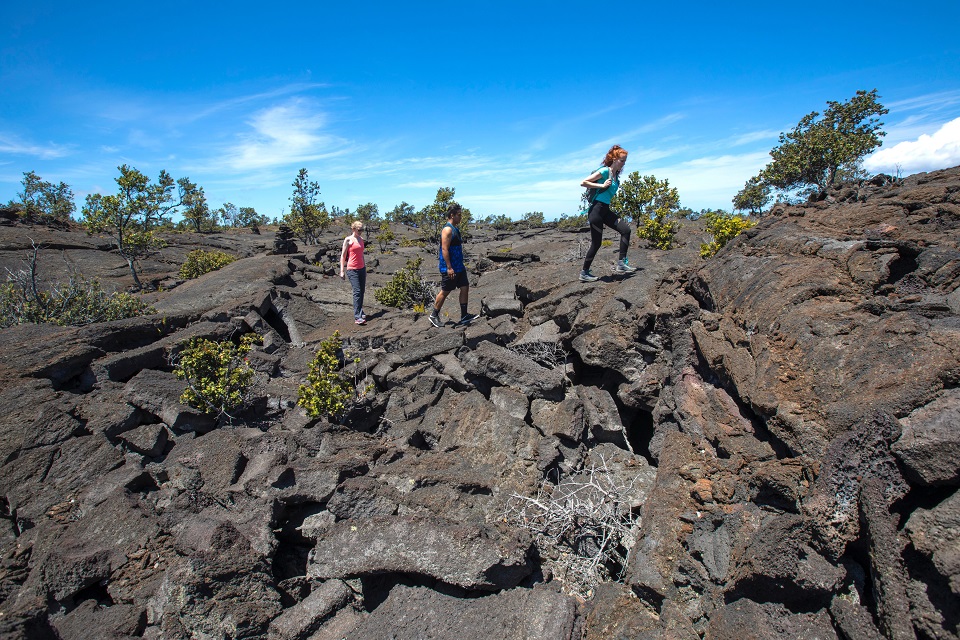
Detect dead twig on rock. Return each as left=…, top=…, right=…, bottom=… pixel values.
left=504, top=455, right=641, bottom=598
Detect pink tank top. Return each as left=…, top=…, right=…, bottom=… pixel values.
left=344, top=236, right=365, bottom=270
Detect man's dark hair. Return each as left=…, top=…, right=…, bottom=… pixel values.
left=446, top=203, right=462, bottom=219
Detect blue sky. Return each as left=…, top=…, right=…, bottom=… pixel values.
left=2, top=1, right=959, bottom=221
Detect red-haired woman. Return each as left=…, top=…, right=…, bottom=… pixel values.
left=579, top=145, right=636, bottom=282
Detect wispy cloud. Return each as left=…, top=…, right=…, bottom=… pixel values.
left=0, top=133, right=72, bottom=159
left=220, top=98, right=348, bottom=171
left=643, top=151, right=771, bottom=210
left=728, top=130, right=780, bottom=147
left=886, top=90, right=960, bottom=113
left=864, top=116, right=960, bottom=174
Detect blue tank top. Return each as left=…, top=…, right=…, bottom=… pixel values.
left=438, top=222, right=464, bottom=273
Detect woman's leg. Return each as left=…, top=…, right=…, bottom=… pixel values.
left=357, top=267, right=366, bottom=316
left=582, top=202, right=607, bottom=271
left=347, top=269, right=363, bottom=320
left=602, top=212, right=631, bottom=261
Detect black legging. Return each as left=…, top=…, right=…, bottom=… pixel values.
left=582, top=201, right=630, bottom=271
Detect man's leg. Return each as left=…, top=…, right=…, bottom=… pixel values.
left=459, top=285, right=469, bottom=319
left=456, top=280, right=480, bottom=325
left=433, top=288, right=450, bottom=313
left=430, top=281, right=451, bottom=327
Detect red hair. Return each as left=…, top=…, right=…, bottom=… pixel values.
left=602, top=145, right=628, bottom=167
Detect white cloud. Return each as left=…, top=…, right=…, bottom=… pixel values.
left=645, top=151, right=771, bottom=211
left=864, top=117, right=960, bottom=174
left=0, top=134, right=72, bottom=159
left=223, top=99, right=347, bottom=171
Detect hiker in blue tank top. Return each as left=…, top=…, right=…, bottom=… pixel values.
left=429, top=203, right=480, bottom=327
left=579, top=144, right=636, bottom=282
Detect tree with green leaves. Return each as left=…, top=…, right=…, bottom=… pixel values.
left=218, top=202, right=240, bottom=228
left=179, top=179, right=214, bottom=232
left=355, top=202, right=379, bottom=224
left=612, top=172, right=683, bottom=249
left=732, top=175, right=772, bottom=215
left=386, top=201, right=416, bottom=225
left=760, top=89, right=888, bottom=195
left=355, top=202, right=380, bottom=239
left=237, top=206, right=268, bottom=231
left=489, top=214, right=513, bottom=231
left=520, top=211, right=545, bottom=228
left=416, top=187, right=464, bottom=243
left=612, top=172, right=680, bottom=225
left=284, top=168, right=329, bottom=244
left=376, top=222, right=396, bottom=253
left=81, top=165, right=171, bottom=289
left=17, top=171, right=76, bottom=223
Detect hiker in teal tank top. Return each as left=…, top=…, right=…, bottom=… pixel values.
left=579, top=144, right=636, bottom=282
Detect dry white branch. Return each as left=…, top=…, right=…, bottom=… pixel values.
left=504, top=455, right=642, bottom=598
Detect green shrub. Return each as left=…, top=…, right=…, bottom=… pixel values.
left=373, top=257, right=436, bottom=309
left=298, top=331, right=355, bottom=420
left=0, top=272, right=153, bottom=329
left=699, top=212, right=756, bottom=258
left=377, top=225, right=396, bottom=253
left=636, top=208, right=681, bottom=250
left=557, top=213, right=587, bottom=231
left=173, top=334, right=260, bottom=419
left=179, top=249, right=237, bottom=279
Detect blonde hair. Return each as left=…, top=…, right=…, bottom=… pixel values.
left=351, top=220, right=363, bottom=231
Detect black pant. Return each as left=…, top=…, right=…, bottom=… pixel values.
left=582, top=201, right=630, bottom=271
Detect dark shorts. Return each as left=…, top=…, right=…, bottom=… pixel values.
left=440, top=270, right=469, bottom=292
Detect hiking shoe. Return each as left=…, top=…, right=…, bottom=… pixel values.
left=615, top=259, right=637, bottom=273
left=579, top=270, right=599, bottom=282
left=355, top=318, right=366, bottom=325
left=456, top=313, right=480, bottom=326
left=428, top=314, right=443, bottom=328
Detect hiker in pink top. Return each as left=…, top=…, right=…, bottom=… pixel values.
left=340, top=220, right=367, bottom=325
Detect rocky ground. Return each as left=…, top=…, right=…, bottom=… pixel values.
left=0, top=168, right=958, bottom=639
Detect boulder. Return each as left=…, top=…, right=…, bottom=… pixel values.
left=267, top=579, right=352, bottom=640
left=123, top=368, right=215, bottom=433
left=346, top=584, right=577, bottom=640
left=307, top=515, right=533, bottom=591
left=705, top=599, right=838, bottom=639
left=459, top=341, right=565, bottom=400
left=893, top=388, right=960, bottom=486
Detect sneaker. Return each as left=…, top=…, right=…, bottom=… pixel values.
left=428, top=314, right=442, bottom=328
left=355, top=318, right=366, bottom=325
left=615, top=259, right=637, bottom=273
left=579, top=270, right=599, bottom=282
left=456, top=313, right=480, bottom=326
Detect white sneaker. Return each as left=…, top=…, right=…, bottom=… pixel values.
left=615, top=259, right=637, bottom=273
left=579, top=270, right=599, bottom=282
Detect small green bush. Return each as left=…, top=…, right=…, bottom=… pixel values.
left=179, top=249, right=237, bottom=279
left=699, top=212, right=756, bottom=258
left=636, top=208, right=681, bottom=250
left=0, top=274, right=153, bottom=328
left=557, top=213, right=587, bottom=231
left=373, top=257, right=436, bottom=309
left=173, top=334, right=260, bottom=419
left=298, top=331, right=355, bottom=420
